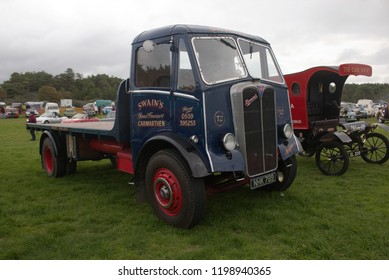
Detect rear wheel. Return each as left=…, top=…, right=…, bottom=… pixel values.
left=66, top=160, right=77, bottom=175
left=145, top=149, right=206, bottom=228
left=42, top=137, right=66, bottom=177
left=361, top=132, right=389, bottom=164
left=315, top=141, right=349, bottom=176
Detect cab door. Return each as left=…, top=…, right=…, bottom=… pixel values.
left=130, top=37, right=173, bottom=151
left=172, top=38, right=204, bottom=145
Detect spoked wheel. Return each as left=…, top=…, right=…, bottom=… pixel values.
left=360, top=132, right=389, bottom=164
left=315, top=141, right=349, bottom=176
left=145, top=149, right=206, bottom=228
left=345, top=132, right=363, bottom=156
left=42, top=137, right=66, bottom=177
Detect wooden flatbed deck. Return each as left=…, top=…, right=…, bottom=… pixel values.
left=27, top=121, right=115, bottom=136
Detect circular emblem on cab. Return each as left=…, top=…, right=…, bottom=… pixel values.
left=214, top=111, right=225, bottom=126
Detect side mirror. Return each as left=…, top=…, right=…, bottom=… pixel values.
left=125, top=78, right=131, bottom=93
left=143, top=40, right=155, bottom=53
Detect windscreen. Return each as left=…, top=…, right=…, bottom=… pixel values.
left=192, top=37, right=246, bottom=84
left=238, top=39, right=284, bottom=84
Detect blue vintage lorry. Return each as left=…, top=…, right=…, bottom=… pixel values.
left=27, top=25, right=301, bottom=228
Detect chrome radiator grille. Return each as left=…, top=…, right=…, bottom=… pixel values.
left=231, top=83, right=277, bottom=177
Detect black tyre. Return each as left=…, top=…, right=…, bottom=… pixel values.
left=145, top=149, right=206, bottom=228
left=262, top=155, right=297, bottom=191
left=315, top=141, right=349, bottom=176
left=66, top=160, right=77, bottom=175
left=42, top=137, right=66, bottom=178
left=361, top=132, right=389, bottom=164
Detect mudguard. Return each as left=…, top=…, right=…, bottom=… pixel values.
left=39, top=130, right=59, bottom=157
left=141, top=133, right=211, bottom=178
left=319, top=131, right=352, bottom=143
left=339, top=121, right=369, bottom=132
left=278, top=134, right=303, bottom=160
left=373, top=123, right=389, bottom=133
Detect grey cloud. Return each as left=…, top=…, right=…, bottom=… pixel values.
left=0, top=0, right=388, bottom=84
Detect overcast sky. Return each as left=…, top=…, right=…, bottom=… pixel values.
left=1, top=0, right=388, bottom=84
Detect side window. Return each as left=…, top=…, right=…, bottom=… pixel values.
left=135, top=42, right=171, bottom=88
left=177, top=39, right=195, bottom=91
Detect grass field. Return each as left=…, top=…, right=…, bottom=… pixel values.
left=0, top=116, right=388, bottom=260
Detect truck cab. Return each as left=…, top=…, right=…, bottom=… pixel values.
left=116, top=25, right=300, bottom=222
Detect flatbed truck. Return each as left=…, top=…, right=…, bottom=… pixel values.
left=27, top=25, right=301, bottom=228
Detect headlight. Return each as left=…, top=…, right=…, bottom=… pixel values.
left=283, top=124, right=293, bottom=139
left=222, top=133, right=236, bottom=151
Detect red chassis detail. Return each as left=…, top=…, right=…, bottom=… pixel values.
left=89, top=139, right=133, bottom=174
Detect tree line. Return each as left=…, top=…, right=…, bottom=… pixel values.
left=0, top=68, right=122, bottom=106
left=342, top=83, right=389, bottom=103
left=1, top=68, right=388, bottom=105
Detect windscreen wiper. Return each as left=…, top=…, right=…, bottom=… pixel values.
left=219, top=38, right=236, bottom=49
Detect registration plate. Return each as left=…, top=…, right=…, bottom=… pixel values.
left=348, top=150, right=361, bottom=158
left=250, top=172, right=276, bottom=189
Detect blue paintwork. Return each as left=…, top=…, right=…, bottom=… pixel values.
left=126, top=25, right=297, bottom=175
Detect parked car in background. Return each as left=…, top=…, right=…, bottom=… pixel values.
left=102, top=106, right=113, bottom=114
left=61, top=113, right=99, bottom=123
left=100, top=110, right=116, bottom=121
left=355, top=105, right=368, bottom=119
left=25, top=109, right=39, bottom=117
left=36, top=112, right=67, bottom=124
left=83, top=103, right=96, bottom=116
left=45, top=102, right=60, bottom=114
left=357, top=99, right=374, bottom=117
left=63, top=108, right=76, bottom=118
left=84, top=108, right=96, bottom=116
left=5, top=108, right=19, bottom=118
left=339, top=107, right=357, bottom=123
left=340, top=103, right=357, bottom=122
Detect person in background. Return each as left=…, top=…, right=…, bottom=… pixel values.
left=27, top=111, right=37, bottom=140
left=0, top=105, right=5, bottom=118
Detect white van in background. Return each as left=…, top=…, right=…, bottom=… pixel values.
left=45, top=102, right=60, bottom=115
left=357, top=99, right=374, bottom=117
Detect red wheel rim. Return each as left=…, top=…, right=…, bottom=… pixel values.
left=152, top=168, right=182, bottom=216
left=44, top=147, right=53, bottom=174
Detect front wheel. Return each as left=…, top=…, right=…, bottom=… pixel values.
left=262, top=155, right=297, bottom=191
left=361, top=132, right=389, bottom=164
left=315, top=141, right=349, bottom=176
left=145, top=149, right=206, bottom=228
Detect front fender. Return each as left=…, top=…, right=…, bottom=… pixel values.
left=141, top=133, right=211, bottom=178
left=278, top=134, right=303, bottom=160
left=373, top=123, right=389, bottom=133
left=319, top=131, right=352, bottom=143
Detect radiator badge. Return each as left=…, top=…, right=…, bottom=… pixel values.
left=244, top=94, right=258, bottom=107
left=258, top=85, right=265, bottom=97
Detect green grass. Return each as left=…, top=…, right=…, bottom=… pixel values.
left=0, top=117, right=388, bottom=260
